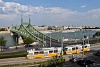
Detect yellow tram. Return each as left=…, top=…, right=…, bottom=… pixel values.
left=27, top=47, right=58, bottom=59
left=64, top=44, right=90, bottom=55
left=27, top=44, right=90, bottom=59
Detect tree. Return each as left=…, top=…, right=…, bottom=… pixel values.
left=93, top=31, right=100, bottom=38
left=0, top=36, right=6, bottom=51
left=23, top=36, right=34, bottom=48
left=84, top=35, right=87, bottom=38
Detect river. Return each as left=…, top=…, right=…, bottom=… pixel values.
left=47, top=30, right=97, bottom=39
left=0, top=30, right=99, bottom=47
left=0, top=33, right=16, bottom=47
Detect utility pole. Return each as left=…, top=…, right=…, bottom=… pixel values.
left=61, top=37, right=64, bottom=56
left=16, top=36, right=18, bottom=50
left=38, top=33, right=40, bottom=49
left=43, top=34, right=44, bottom=47
left=50, top=33, right=51, bottom=47
left=88, top=29, right=90, bottom=44
left=82, top=29, right=85, bottom=57
left=61, top=28, right=63, bottom=56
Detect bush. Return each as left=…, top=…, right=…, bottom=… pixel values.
left=0, top=52, right=27, bottom=59
left=38, top=56, right=65, bottom=67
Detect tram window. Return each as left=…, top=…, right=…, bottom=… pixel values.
left=40, top=51, right=44, bottom=54
left=82, top=46, right=84, bottom=48
left=79, top=47, right=82, bottom=50
left=34, top=52, right=39, bottom=55
left=72, top=48, right=75, bottom=50
left=49, top=50, right=53, bottom=53
left=85, top=46, right=87, bottom=48
left=64, top=48, right=68, bottom=51
left=28, top=53, right=33, bottom=55
left=54, top=50, right=58, bottom=53
left=68, top=49, right=71, bottom=52
left=76, top=47, right=78, bottom=49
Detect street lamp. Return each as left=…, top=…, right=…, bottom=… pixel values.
left=50, top=33, right=51, bottom=47
left=43, top=34, right=44, bottom=47
left=88, top=29, right=90, bottom=44
left=16, top=36, right=18, bottom=50
left=87, top=36, right=89, bottom=44
left=61, top=29, right=64, bottom=56
left=38, top=33, right=40, bottom=48
left=82, top=29, right=85, bottom=57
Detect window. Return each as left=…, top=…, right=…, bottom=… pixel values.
left=54, top=50, right=58, bottom=53
left=64, top=48, right=68, bottom=51
left=82, top=46, right=84, bottom=48
left=34, top=52, right=39, bottom=55
left=72, top=48, right=75, bottom=50
left=76, top=47, right=78, bottom=49
left=68, top=49, right=71, bottom=52
left=49, top=50, right=53, bottom=53
left=85, top=46, right=87, bottom=48
left=40, top=51, right=44, bottom=54
left=28, top=53, right=33, bottom=55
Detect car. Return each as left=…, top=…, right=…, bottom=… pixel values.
left=77, top=59, right=95, bottom=66
left=69, top=57, right=83, bottom=63
left=94, top=51, right=100, bottom=56
left=24, top=44, right=33, bottom=48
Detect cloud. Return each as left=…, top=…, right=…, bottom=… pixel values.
left=81, top=5, right=86, bottom=8
left=0, top=0, right=3, bottom=2
left=0, top=0, right=100, bottom=26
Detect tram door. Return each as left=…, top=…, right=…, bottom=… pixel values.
left=30, top=53, right=33, bottom=59
left=68, top=48, right=72, bottom=54
left=44, top=51, right=49, bottom=57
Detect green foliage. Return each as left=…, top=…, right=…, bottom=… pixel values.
left=0, top=36, right=6, bottom=47
left=0, top=52, right=27, bottom=59
left=23, top=36, right=34, bottom=45
left=38, top=56, right=65, bottom=67
left=84, top=35, right=87, bottom=38
left=93, top=31, right=100, bottom=37
left=0, top=28, right=7, bottom=31
left=0, top=36, right=6, bottom=51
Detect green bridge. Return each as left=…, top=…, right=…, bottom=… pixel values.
left=10, top=16, right=61, bottom=47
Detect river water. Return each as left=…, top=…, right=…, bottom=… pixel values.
left=0, top=30, right=99, bottom=47
left=47, top=30, right=97, bottom=39
left=0, top=34, right=16, bottom=47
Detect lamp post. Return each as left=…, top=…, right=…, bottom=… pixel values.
left=88, top=29, right=90, bottom=44
left=50, top=33, right=51, bottom=47
left=43, top=34, right=44, bottom=47
left=87, top=36, right=89, bottom=44
left=38, top=33, right=40, bottom=48
left=61, top=28, right=63, bottom=56
left=82, top=29, right=85, bottom=57
left=16, top=36, right=18, bottom=50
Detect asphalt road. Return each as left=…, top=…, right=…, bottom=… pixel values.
left=63, top=44, right=100, bottom=67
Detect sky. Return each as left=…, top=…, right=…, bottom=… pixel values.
left=0, top=0, right=100, bottom=27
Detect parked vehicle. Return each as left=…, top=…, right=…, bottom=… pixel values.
left=77, top=59, right=95, bottom=66
left=24, top=44, right=33, bottom=47
left=69, top=57, right=83, bottom=63
left=94, top=51, right=100, bottom=56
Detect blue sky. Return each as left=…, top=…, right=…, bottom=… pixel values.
left=0, top=0, right=100, bottom=27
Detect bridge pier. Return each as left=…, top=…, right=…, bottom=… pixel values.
left=10, top=32, right=13, bottom=36
left=18, top=36, right=24, bottom=45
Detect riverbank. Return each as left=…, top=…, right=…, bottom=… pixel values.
left=0, top=31, right=10, bottom=34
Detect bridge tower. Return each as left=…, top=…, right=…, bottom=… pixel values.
left=17, top=15, right=31, bottom=45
